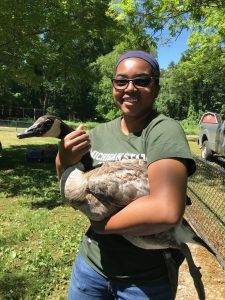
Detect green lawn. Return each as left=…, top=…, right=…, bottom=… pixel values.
left=0, top=130, right=89, bottom=299
left=0, top=129, right=200, bottom=299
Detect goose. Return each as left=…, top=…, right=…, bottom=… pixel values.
left=17, top=115, right=215, bottom=300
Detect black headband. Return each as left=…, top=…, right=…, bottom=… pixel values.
left=116, top=50, right=160, bottom=75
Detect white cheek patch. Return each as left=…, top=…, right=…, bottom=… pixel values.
left=43, top=119, right=61, bottom=137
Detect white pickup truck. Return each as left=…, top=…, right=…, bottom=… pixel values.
left=198, top=112, right=225, bottom=160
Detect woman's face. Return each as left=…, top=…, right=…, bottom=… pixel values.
left=113, top=58, right=160, bottom=118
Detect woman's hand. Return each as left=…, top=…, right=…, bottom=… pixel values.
left=56, top=124, right=91, bottom=178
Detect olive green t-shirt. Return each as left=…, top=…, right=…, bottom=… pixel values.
left=79, top=113, right=196, bottom=282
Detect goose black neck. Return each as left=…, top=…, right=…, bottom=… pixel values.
left=58, top=122, right=74, bottom=139
left=81, top=152, right=94, bottom=171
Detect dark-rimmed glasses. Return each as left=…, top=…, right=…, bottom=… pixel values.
left=111, top=76, right=158, bottom=90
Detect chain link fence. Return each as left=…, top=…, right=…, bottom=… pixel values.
left=186, top=156, right=225, bottom=270
left=0, top=119, right=33, bottom=132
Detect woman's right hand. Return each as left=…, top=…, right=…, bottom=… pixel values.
left=56, top=124, right=91, bottom=178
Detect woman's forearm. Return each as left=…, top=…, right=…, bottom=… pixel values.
left=91, top=158, right=188, bottom=237
left=90, top=194, right=185, bottom=236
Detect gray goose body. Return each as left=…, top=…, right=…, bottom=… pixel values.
left=17, top=115, right=216, bottom=300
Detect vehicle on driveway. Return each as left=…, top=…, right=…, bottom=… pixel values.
left=198, top=112, right=225, bottom=160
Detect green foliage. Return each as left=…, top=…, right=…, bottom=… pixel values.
left=220, top=104, right=225, bottom=120
left=109, top=1, right=224, bottom=39
left=0, top=0, right=123, bottom=120
left=179, top=119, right=199, bottom=135
left=46, top=105, right=59, bottom=116
left=0, top=0, right=224, bottom=121
left=65, top=120, right=99, bottom=131
left=89, top=50, right=118, bottom=121
left=110, top=0, right=225, bottom=121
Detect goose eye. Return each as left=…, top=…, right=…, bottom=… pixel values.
left=45, top=119, right=52, bottom=125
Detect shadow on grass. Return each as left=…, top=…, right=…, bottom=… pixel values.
left=0, top=144, right=65, bottom=210
left=0, top=272, right=28, bottom=300
left=0, top=266, right=60, bottom=299
left=212, top=156, right=225, bottom=170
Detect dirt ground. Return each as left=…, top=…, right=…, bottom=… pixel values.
left=176, top=243, right=225, bottom=300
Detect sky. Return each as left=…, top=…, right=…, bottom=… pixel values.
left=157, top=29, right=190, bottom=70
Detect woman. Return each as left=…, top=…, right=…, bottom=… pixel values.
left=56, top=50, right=196, bottom=300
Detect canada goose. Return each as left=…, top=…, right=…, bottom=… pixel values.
left=17, top=115, right=215, bottom=300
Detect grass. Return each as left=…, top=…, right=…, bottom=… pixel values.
left=0, top=130, right=89, bottom=299
left=0, top=126, right=212, bottom=299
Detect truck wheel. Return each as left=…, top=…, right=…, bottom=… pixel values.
left=201, top=141, right=213, bottom=160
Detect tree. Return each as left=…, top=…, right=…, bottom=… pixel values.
left=1, top=0, right=224, bottom=120
left=109, top=0, right=225, bottom=120
left=0, top=0, right=123, bottom=119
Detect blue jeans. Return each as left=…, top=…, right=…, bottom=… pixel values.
left=68, top=254, right=174, bottom=300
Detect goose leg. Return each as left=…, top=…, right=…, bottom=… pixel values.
left=179, top=243, right=205, bottom=300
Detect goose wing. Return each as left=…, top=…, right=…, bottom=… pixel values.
left=87, top=159, right=149, bottom=208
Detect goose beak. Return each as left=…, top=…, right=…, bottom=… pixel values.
left=17, top=123, right=41, bottom=139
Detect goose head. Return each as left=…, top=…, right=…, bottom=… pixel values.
left=17, top=115, right=73, bottom=139
left=17, top=115, right=93, bottom=171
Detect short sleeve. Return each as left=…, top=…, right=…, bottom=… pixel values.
left=144, top=117, right=196, bottom=176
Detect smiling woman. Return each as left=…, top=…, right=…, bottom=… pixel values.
left=55, top=50, right=196, bottom=300
left=112, top=52, right=160, bottom=133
